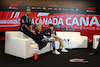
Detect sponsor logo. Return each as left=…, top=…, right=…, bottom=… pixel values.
left=0, top=19, right=20, bottom=24
left=54, top=8, right=57, bottom=10
left=9, top=4, right=19, bottom=10
left=27, top=5, right=79, bottom=12
left=43, top=7, right=46, bottom=10
left=48, top=8, right=52, bottom=10
left=37, top=7, right=41, bottom=10
left=86, top=7, right=96, bottom=13
left=31, top=7, right=35, bottom=9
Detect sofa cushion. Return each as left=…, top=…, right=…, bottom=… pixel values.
left=30, top=44, right=39, bottom=49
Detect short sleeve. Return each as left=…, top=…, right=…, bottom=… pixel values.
left=21, top=17, right=26, bottom=24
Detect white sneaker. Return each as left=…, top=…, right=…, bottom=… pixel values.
left=52, top=50, right=61, bottom=55
left=61, top=48, right=68, bottom=52
left=48, top=37, right=56, bottom=41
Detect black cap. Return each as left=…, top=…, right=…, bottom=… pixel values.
left=49, top=24, right=54, bottom=27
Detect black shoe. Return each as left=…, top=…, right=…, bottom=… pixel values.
left=89, top=51, right=97, bottom=55
left=38, top=41, right=48, bottom=50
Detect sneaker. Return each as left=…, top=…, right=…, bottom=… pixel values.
left=52, top=50, right=61, bottom=55
left=48, top=37, right=56, bottom=41
left=61, top=48, right=68, bottom=52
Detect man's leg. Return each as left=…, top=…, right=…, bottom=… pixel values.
left=21, top=27, right=47, bottom=50
left=51, top=41, right=56, bottom=50
left=51, top=41, right=60, bottom=55
left=89, top=44, right=100, bottom=55
left=89, top=38, right=100, bottom=55
left=42, top=36, right=56, bottom=42
left=42, top=37, right=60, bottom=55
left=93, top=41, right=100, bottom=54
left=55, top=36, right=64, bottom=47
left=55, top=36, right=68, bottom=52
left=42, top=36, right=56, bottom=50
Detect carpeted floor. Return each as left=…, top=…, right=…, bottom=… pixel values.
left=0, top=40, right=100, bottom=67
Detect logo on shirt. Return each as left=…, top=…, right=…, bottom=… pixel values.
left=26, top=19, right=28, bottom=23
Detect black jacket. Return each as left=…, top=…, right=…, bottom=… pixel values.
left=44, top=29, right=57, bottom=36
left=35, top=30, right=51, bottom=40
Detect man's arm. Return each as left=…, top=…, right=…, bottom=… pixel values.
left=30, top=25, right=35, bottom=34
left=29, top=18, right=34, bottom=32
left=42, top=30, right=51, bottom=36
left=24, top=24, right=30, bottom=31
left=51, top=31, right=57, bottom=37
left=29, top=25, right=32, bottom=30
left=21, top=16, right=35, bottom=34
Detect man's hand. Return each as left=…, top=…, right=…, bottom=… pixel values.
left=30, top=25, right=32, bottom=30
left=31, top=30, right=35, bottom=34
left=48, top=32, right=50, bottom=35
left=51, top=34, right=56, bottom=37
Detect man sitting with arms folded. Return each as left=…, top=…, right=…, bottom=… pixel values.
left=35, top=23, right=60, bottom=55
left=45, top=24, right=68, bottom=54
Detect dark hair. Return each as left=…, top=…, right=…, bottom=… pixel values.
left=49, top=24, right=54, bottom=27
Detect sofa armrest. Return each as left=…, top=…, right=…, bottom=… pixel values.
left=93, top=35, right=100, bottom=49
left=94, top=35, right=100, bottom=40
left=5, top=37, right=31, bottom=59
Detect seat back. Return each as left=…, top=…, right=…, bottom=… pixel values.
left=63, top=32, right=80, bottom=39
left=5, top=31, right=29, bottom=39
left=56, top=32, right=80, bottom=39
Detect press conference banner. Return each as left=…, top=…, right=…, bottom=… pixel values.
left=0, top=0, right=100, bottom=41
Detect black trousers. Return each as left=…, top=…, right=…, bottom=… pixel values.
left=20, top=27, right=47, bottom=50
left=21, top=27, right=41, bottom=43
left=94, top=38, right=100, bottom=54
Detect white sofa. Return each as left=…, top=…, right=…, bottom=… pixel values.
left=93, top=35, right=100, bottom=49
left=5, top=31, right=88, bottom=59
left=57, top=32, right=88, bottom=49
left=5, top=31, right=60, bottom=59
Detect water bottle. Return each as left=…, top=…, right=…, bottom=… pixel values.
left=68, top=39, right=72, bottom=49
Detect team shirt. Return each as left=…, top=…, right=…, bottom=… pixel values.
left=20, top=15, right=32, bottom=31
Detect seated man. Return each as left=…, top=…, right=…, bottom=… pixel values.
left=20, top=8, right=47, bottom=50
left=89, top=38, right=100, bottom=55
left=35, top=23, right=60, bottom=55
left=45, top=24, right=68, bottom=53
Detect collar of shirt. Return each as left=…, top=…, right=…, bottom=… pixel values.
left=25, top=14, right=30, bottom=18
